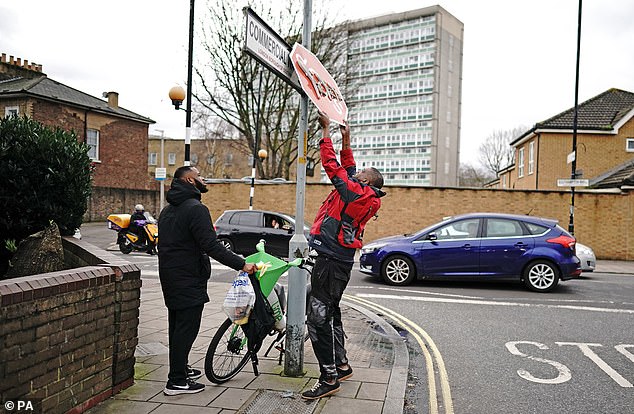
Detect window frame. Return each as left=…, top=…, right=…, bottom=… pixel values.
left=86, top=129, right=100, bottom=161
left=4, top=106, right=19, bottom=117
left=148, top=152, right=157, bottom=166
left=168, top=153, right=176, bottom=165
left=626, top=138, right=634, bottom=152
left=518, top=148, right=525, bottom=178
left=528, top=141, right=534, bottom=175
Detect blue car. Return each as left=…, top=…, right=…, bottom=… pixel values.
left=359, top=213, right=581, bottom=292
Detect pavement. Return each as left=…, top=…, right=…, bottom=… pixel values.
left=80, top=220, right=634, bottom=414
left=85, top=277, right=408, bottom=414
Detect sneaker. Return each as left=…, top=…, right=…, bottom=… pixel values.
left=163, top=378, right=205, bottom=395
left=301, top=379, right=340, bottom=400
left=187, top=365, right=203, bottom=380
left=336, top=365, right=353, bottom=381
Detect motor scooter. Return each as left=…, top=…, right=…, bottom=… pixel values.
left=106, top=212, right=158, bottom=254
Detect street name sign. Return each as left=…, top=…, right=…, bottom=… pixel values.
left=557, top=178, right=589, bottom=187
left=155, top=167, right=167, bottom=181
left=243, top=7, right=301, bottom=92
left=290, top=43, right=348, bottom=126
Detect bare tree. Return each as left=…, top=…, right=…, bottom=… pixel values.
left=478, top=126, right=526, bottom=176
left=458, top=162, right=495, bottom=187
left=193, top=0, right=348, bottom=179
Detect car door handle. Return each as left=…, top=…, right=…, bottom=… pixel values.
left=462, top=243, right=474, bottom=249
left=514, top=242, right=526, bottom=247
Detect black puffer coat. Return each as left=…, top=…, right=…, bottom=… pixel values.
left=158, top=179, right=245, bottom=310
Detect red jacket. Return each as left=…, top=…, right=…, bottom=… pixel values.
left=309, top=137, right=385, bottom=262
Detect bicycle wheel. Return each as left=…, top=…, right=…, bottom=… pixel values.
left=205, top=318, right=251, bottom=384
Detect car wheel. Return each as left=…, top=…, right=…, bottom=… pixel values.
left=218, top=238, right=233, bottom=251
left=381, top=255, right=415, bottom=286
left=523, top=260, right=560, bottom=292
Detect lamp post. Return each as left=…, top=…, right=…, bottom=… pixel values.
left=249, top=149, right=267, bottom=210
left=168, top=0, right=195, bottom=166
left=568, top=0, right=582, bottom=235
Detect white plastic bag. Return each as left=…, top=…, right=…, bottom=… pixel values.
left=222, top=271, right=256, bottom=324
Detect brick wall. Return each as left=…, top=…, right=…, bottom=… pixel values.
left=0, top=238, right=141, bottom=414
left=200, top=182, right=634, bottom=260
left=86, top=186, right=160, bottom=223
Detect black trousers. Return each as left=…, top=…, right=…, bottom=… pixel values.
left=306, top=255, right=353, bottom=381
left=167, top=304, right=204, bottom=383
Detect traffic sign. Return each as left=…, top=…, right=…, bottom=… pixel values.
left=557, top=178, right=589, bottom=187
left=290, top=43, right=348, bottom=126
left=242, top=7, right=301, bottom=92
left=567, top=151, right=576, bottom=164
left=155, top=167, right=167, bottom=181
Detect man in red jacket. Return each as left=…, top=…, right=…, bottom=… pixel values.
left=302, top=112, right=385, bottom=400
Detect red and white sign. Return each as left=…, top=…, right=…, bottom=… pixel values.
left=290, top=43, right=348, bottom=126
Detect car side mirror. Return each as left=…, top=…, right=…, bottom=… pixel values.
left=427, top=233, right=438, bottom=241
left=288, top=227, right=294, bottom=234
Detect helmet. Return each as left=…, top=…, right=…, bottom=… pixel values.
left=134, top=204, right=144, bottom=212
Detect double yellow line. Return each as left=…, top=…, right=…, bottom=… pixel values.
left=344, top=294, right=454, bottom=414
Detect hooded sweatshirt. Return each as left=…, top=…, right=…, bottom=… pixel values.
left=158, top=178, right=245, bottom=309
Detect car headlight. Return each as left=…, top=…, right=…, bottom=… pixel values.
left=577, top=246, right=592, bottom=255
left=361, top=243, right=387, bottom=255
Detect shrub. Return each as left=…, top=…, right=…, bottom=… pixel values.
left=0, top=115, right=93, bottom=275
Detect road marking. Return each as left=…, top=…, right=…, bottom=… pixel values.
left=505, top=341, right=572, bottom=384
left=556, top=342, right=633, bottom=388
left=344, top=294, right=454, bottom=414
left=354, top=293, right=634, bottom=314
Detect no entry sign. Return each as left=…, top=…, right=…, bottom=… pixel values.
left=290, top=43, right=348, bottom=125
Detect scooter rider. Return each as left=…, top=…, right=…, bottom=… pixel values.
left=129, top=204, right=148, bottom=250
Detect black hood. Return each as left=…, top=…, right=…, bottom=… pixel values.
left=166, top=178, right=201, bottom=206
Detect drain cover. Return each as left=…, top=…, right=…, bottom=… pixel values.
left=135, top=342, right=169, bottom=356
left=237, top=389, right=317, bottom=414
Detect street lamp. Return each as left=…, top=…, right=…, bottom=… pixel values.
left=168, top=0, right=195, bottom=167
left=249, top=148, right=267, bottom=210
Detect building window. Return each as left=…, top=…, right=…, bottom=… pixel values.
left=528, top=141, right=534, bottom=174
left=86, top=129, right=99, bottom=160
left=518, top=148, right=525, bottom=178
left=627, top=138, right=634, bottom=152
left=502, top=175, right=507, bottom=189
left=225, top=153, right=233, bottom=166
left=191, top=153, right=198, bottom=165
left=4, top=106, right=19, bottom=117
left=168, top=153, right=176, bottom=165
left=149, top=152, right=157, bottom=165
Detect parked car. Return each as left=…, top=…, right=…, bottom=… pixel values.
left=575, top=242, right=596, bottom=272
left=214, top=209, right=309, bottom=257
left=359, top=213, right=582, bottom=292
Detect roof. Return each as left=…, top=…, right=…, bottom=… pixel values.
left=0, top=75, right=154, bottom=124
left=511, top=88, right=634, bottom=145
left=590, top=158, right=634, bottom=189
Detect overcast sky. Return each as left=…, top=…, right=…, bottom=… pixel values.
left=1, top=0, right=632, bottom=167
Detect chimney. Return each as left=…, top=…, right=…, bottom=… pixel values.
left=0, top=53, right=44, bottom=79
left=103, top=91, right=119, bottom=109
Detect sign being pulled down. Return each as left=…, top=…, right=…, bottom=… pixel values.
left=290, top=43, right=348, bottom=126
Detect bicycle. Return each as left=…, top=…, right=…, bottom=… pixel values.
left=204, top=241, right=314, bottom=384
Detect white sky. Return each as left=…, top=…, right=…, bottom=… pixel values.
left=1, top=1, right=632, bottom=167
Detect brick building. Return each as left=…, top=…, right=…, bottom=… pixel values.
left=492, top=88, right=634, bottom=190
left=0, top=53, right=158, bottom=218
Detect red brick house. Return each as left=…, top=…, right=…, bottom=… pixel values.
left=0, top=53, right=158, bottom=219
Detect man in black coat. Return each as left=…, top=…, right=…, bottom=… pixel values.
left=158, top=166, right=256, bottom=396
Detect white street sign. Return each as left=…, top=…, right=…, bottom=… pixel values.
left=567, top=151, right=576, bottom=164
left=155, top=167, right=167, bottom=181
left=243, top=7, right=301, bottom=91
left=557, top=178, right=589, bottom=187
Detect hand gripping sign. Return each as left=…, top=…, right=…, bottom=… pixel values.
left=290, top=43, right=348, bottom=126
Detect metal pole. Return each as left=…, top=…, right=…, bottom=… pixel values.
left=160, top=131, right=165, bottom=212
left=184, top=0, right=195, bottom=166
left=284, top=0, right=311, bottom=377
left=569, top=0, right=582, bottom=235
left=250, top=71, right=263, bottom=210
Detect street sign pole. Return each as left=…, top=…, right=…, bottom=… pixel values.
left=569, top=0, right=583, bottom=235
left=284, top=0, right=311, bottom=377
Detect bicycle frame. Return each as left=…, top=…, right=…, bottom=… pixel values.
left=205, top=240, right=312, bottom=384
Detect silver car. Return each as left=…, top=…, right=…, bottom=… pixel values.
left=576, top=242, right=596, bottom=272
